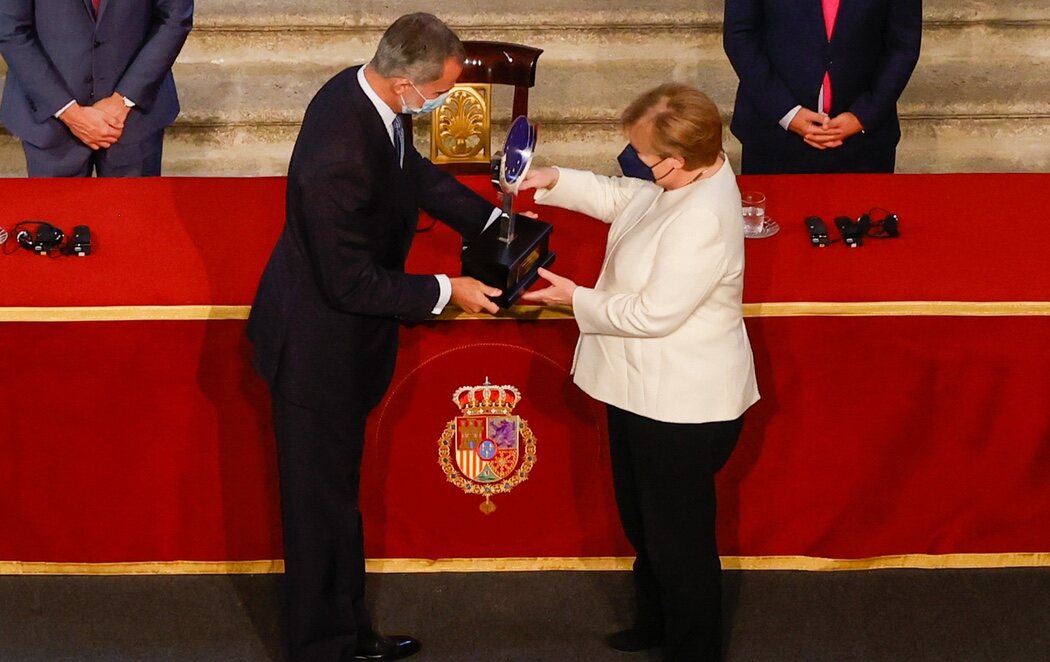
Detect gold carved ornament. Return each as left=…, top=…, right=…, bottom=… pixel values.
left=430, top=84, right=492, bottom=166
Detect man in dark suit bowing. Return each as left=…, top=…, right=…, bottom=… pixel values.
left=0, top=0, right=193, bottom=176
left=724, top=0, right=922, bottom=174
left=247, top=13, right=502, bottom=662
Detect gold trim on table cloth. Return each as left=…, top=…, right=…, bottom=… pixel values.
left=2, top=301, right=1049, bottom=323
left=2, top=554, right=1048, bottom=575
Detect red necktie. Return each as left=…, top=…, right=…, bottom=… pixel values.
left=92, top=0, right=101, bottom=15
left=821, top=0, right=840, bottom=114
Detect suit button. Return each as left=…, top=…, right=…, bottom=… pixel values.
left=84, top=75, right=92, bottom=84
left=93, top=40, right=101, bottom=48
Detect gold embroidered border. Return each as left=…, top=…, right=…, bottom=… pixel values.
left=2, top=554, right=1047, bottom=576
left=2, top=301, right=1049, bottom=323
left=0, top=305, right=250, bottom=322
left=743, top=301, right=1050, bottom=318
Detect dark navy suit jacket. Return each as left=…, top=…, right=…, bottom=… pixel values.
left=724, top=0, right=921, bottom=154
left=0, top=0, right=193, bottom=149
left=247, top=66, right=493, bottom=412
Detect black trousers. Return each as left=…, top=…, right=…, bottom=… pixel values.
left=739, top=132, right=896, bottom=174
left=21, top=130, right=164, bottom=177
left=272, top=391, right=373, bottom=662
left=606, top=405, right=744, bottom=662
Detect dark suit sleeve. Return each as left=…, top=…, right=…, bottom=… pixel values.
left=723, top=0, right=801, bottom=125
left=115, top=0, right=193, bottom=112
left=848, top=0, right=922, bottom=132
left=405, top=145, right=495, bottom=240
left=0, top=0, right=75, bottom=121
left=295, top=162, right=440, bottom=322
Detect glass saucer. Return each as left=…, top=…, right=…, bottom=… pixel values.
left=744, top=218, right=780, bottom=239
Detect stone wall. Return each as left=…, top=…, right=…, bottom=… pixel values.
left=1, top=0, right=1046, bottom=175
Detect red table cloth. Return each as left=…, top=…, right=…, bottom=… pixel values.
left=1, top=174, right=1047, bottom=568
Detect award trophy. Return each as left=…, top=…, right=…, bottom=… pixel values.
left=461, top=115, right=556, bottom=308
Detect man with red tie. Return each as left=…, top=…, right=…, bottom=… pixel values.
left=724, top=0, right=922, bottom=174
left=0, top=0, right=193, bottom=176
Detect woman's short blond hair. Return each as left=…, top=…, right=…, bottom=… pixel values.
left=621, top=83, right=723, bottom=170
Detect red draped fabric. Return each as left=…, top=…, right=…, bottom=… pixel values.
left=0, top=174, right=1048, bottom=564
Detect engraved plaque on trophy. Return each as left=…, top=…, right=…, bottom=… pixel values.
left=461, top=115, right=556, bottom=308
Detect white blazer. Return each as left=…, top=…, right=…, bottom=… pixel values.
left=534, top=162, right=760, bottom=424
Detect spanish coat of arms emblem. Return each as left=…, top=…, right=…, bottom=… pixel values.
left=437, top=379, right=537, bottom=514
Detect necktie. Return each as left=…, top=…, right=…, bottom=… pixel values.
left=821, top=0, right=840, bottom=114
left=92, top=0, right=101, bottom=15
left=392, top=116, right=404, bottom=168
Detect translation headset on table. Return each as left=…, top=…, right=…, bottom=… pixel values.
left=1, top=221, right=91, bottom=257
left=806, top=209, right=900, bottom=248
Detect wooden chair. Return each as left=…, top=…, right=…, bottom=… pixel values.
left=403, top=41, right=543, bottom=175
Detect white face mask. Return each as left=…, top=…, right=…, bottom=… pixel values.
left=400, top=81, right=451, bottom=115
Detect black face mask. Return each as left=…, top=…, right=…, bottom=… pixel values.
left=617, top=144, right=656, bottom=181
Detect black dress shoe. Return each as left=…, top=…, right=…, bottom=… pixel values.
left=605, top=627, right=663, bottom=653
left=352, top=634, right=422, bottom=660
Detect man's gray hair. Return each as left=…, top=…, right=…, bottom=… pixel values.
left=372, top=13, right=465, bottom=83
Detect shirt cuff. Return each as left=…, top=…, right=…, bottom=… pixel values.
left=54, top=100, right=76, bottom=119
left=484, top=208, right=502, bottom=231
left=122, top=96, right=137, bottom=108
left=440, top=209, right=503, bottom=311
left=432, top=274, right=452, bottom=314
left=779, top=105, right=802, bottom=130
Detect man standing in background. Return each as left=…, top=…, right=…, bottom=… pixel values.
left=0, top=0, right=193, bottom=176
left=724, top=0, right=922, bottom=174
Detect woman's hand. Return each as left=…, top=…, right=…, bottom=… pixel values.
left=518, top=166, right=559, bottom=193
left=520, top=267, right=577, bottom=306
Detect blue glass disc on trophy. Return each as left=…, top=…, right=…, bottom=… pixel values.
left=502, top=115, right=536, bottom=187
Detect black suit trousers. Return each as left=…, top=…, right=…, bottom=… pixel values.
left=21, top=129, right=164, bottom=177
left=272, top=391, right=373, bottom=662
left=739, top=130, right=896, bottom=175
left=606, top=405, right=744, bottom=662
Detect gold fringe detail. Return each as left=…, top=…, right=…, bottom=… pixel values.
left=0, top=559, right=285, bottom=576
left=719, top=553, right=1050, bottom=571
left=2, top=301, right=1048, bottom=323
left=365, top=557, right=634, bottom=573
left=742, top=301, right=1050, bottom=318
left=2, top=554, right=1047, bottom=576
left=0, top=305, right=251, bottom=322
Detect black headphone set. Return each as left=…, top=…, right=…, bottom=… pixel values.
left=2, top=220, right=92, bottom=257
left=806, top=208, right=900, bottom=248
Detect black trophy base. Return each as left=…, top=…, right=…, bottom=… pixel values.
left=461, top=214, right=556, bottom=308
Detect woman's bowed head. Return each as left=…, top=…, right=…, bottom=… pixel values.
left=518, top=83, right=725, bottom=307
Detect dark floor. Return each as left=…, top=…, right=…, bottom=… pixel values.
left=2, top=568, right=1048, bottom=661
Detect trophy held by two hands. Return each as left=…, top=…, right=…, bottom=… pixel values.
left=461, top=116, right=555, bottom=309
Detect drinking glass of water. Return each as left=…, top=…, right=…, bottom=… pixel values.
left=742, top=191, right=766, bottom=236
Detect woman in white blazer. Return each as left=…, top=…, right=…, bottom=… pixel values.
left=520, top=83, right=759, bottom=661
